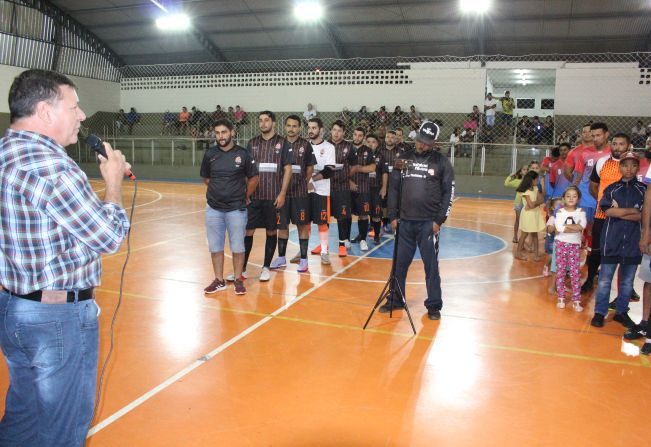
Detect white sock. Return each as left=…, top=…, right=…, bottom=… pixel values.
left=319, top=230, right=328, bottom=254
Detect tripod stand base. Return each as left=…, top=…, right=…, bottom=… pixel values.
left=363, top=278, right=417, bottom=335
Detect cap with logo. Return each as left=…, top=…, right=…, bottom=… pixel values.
left=620, top=151, right=639, bottom=162
left=415, top=121, right=440, bottom=145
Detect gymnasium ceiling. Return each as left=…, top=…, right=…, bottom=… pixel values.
left=47, top=0, right=651, bottom=66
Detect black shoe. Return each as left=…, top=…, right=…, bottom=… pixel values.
left=351, top=235, right=361, bottom=243
left=608, top=299, right=617, bottom=311
left=614, top=313, right=636, bottom=329
left=374, top=236, right=381, bottom=244
left=378, top=301, right=404, bottom=314
left=641, top=342, right=651, bottom=356
left=623, top=323, right=647, bottom=340
left=581, top=280, right=594, bottom=294
left=591, top=313, right=605, bottom=327
left=427, top=308, right=441, bottom=320
left=630, top=290, right=641, bottom=302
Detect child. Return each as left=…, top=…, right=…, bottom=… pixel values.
left=591, top=151, right=647, bottom=328
left=515, top=171, right=546, bottom=260
left=554, top=186, right=587, bottom=310
left=504, top=165, right=529, bottom=243
left=543, top=197, right=562, bottom=277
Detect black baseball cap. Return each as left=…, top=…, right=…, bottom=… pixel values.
left=415, top=121, right=440, bottom=145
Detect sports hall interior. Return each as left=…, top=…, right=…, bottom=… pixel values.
left=1, top=1, right=650, bottom=446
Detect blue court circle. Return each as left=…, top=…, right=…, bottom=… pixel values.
left=288, top=224, right=506, bottom=260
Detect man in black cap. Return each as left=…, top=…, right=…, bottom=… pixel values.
left=381, top=121, right=455, bottom=320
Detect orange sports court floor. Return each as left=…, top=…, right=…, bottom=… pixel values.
left=1, top=180, right=648, bottom=447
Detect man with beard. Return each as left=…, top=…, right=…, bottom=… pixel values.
left=550, top=143, right=572, bottom=198
left=235, top=111, right=291, bottom=282
left=378, top=130, right=403, bottom=237
left=202, top=119, right=259, bottom=295
left=563, top=123, right=594, bottom=184
left=314, top=120, right=357, bottom=258
left=394, top=127, right=413, bottom=153
left=349, top=127, right=377, bottom=251
left=270, top=115, right=315, bottom=273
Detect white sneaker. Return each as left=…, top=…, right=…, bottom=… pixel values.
left=360, top=240, right=369, bottom=251
left=260, top=267, right=271, bottom=282
left=556, top=298, right=565, bottom=309
left=344, top=239, right=351, bottom=249
left=572, top=301, right=584, bottom=312
left=226, top=271, right=248, bottom=282
left=320, top=252, right=331, bottom=265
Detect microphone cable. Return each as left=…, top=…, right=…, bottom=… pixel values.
left=91, top=177, right=138, bottom=422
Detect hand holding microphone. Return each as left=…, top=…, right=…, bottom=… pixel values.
left=85, top=134, right=135, bottom=180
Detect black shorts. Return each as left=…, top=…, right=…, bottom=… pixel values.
left=330, top=190, right=352, bottom=220
left=283, top=196, right=311, bottom=227
left=310, top=194, right=330, bottom=225
left=369, top=187, right=383, bottom=219
left=352, top=192, right=371, bottom=217
left=247, top=199, right=287, bottom=231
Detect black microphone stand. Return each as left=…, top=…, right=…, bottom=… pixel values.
left=363, top=164, right=416, bottom=334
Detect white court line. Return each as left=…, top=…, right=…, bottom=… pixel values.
left=87, top=236, right=392, bottom=438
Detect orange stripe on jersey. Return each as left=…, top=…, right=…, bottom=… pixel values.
left=595, top=159, right=621, bottom=219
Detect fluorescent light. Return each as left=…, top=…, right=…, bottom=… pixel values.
left=460, top=0, right=491, bottom=14
left=294, top=1, right=323, bottom=22
left=156, top=13, right=191, bottom=31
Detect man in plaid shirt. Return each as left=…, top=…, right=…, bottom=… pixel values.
left=0, top=69, right=130, bottom=446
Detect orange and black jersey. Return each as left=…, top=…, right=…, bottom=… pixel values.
left=351, top=145, right=376, bottom=194
left=247, top=134, right=291, bottom=201
left=285, top=137, right=316, bottom=198
left=330, top=140, right=358, bottom=193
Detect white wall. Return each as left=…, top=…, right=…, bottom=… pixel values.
left=555, top=64, right=651, bottom=116
left=0, top=64, right=120, bottom=116
left=119, top=68, right=487, bottom=114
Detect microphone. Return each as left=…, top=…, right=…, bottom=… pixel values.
left=84, top=133, right=136, bottom=180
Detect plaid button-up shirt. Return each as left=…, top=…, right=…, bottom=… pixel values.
left=0, top=129, right=130, bottom=294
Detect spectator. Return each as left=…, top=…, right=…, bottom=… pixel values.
left=531, top=116, right=544, bottom=144
left=233, top=105, right=246, bottom=128
left=211, top=105, right=227, bottom=123
left=517, top=116, right=532, bottom=143
left=376, top=124, right=387, bottom=143
left=408, top=105, right=423, bottom=129
left=449, top=126, right=460, bottom=157
left=126, top=107, right=140, bottom=135
left=556, top=130, right=569, bottom=145
left=339, top=107, right=354, bottom=135
left=460, top=115, right=477, bottom=157
left=471, top=105, right=482, bottom=125
left=162, top=110, right=175, bottom=135
left=115, top=108, right=127, bottom=133
left=484, top=93, right=497, bottom=127
left=375, top=106, right=389, bottom=127
left=357, top=105, right=372, bottom=130
left=189, top=106, right=201, bottom=137
left=392, top=106, right=408, bottom=127
left=227, top=106, right=235, bottom=121
left=303, top=103, right=317, bottom=122
left=632, top=120, right=646, bottom=147
left=543, top=116, right=554, bottom=145
left=498, top=91, right=515, bottom=128
left=179, top=106, right=190, bottom=135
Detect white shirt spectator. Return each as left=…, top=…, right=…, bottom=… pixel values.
left=303, top=103, right=317, bottom=121
left=484, top=98, right=497, bottom=116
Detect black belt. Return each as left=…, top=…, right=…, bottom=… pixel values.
left=2, top=287, right=94, bottom=302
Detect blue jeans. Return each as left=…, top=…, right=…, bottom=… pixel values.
left=393, top=219, right=442, bottom=311
left=205, top=206, right=247, bottom=253
left=594, top=263, right=636, bottom=315
left=0, top=291, right=100, bottom=447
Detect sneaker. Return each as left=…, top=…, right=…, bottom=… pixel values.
left=204, top=278, right=227, bottom=294
left=557, top=298, right=565, bottom=309
left=260, top=267, right=271, bottom=282
left=297, top=258, right=309, bottom=273
left=374, top=235, right=381, bottom=244
left=630, top=290, right=641, bottom=302
left=641, top=342, right=651, bottom=356
left=542, top=265, right=550, bottom=277
left=591, top=313, right=605, bottom=328
left=289, top=252, right=301, bottom=264
left=427, top=308, right=441, bottom=320
left=234, top=280, right=246, bottom=295
left=225, top=271, right=247, bottom=282
left=338, top=245, right=348, bottom=257
left=623, top=322, right=647, bottom=340
left=344, top=239, right=351, bottom=249
left=320, top=252, right=331, bottom=265
left=614, top=312, right=636, bottom=329
left=310, top=245, right=321, bottom=255
left=269, top=257, right=287, bottom=269
left=608, top=299, right=617, bottom=310
left=378, top=300, right=405, bottom=313
left=360, top=240, right=369, bottom=251
left=572, top=301, right=584, bottom=312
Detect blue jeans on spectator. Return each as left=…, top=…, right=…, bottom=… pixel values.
left=594, top=263, right=636, bottom=315
left=0, top=291, right=100, bottom=447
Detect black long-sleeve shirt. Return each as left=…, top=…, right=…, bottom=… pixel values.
left=387, top=148, right=455, bottom=225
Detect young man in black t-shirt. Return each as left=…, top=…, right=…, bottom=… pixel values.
left=349, top=127, right=377, bottom=251
left=200, top=119, right=259, bottom=295
left=270, top=115, right=316, bottom=273
left=237, top=111, right=292, bottom=282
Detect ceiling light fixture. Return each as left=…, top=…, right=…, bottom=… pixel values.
left=294, top=1, right=323, bottom=22
left=459, top=0, right=492, bottom=14
left=156, top=13, right=191, bottom=31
